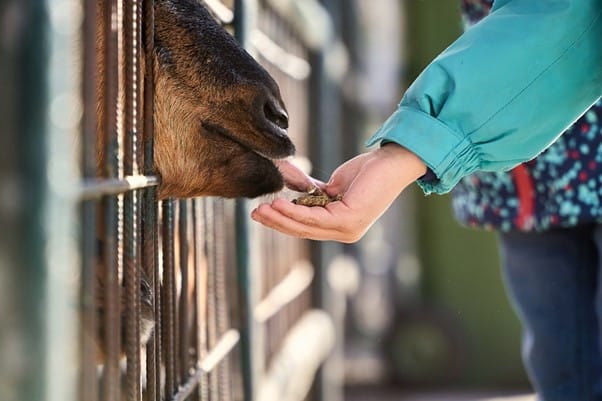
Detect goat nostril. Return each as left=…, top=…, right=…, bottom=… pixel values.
left=264, top=100, right=289, bottom=130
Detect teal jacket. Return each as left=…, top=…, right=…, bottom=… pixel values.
left=366, top=0, right=602, bottom=194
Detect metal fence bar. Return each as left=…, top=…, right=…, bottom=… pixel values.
left=100, top=199, right=121, bottom=401
left=253, top=261, right=314, bottom=324
left=307, top=1, right=345, bottom=400
left=174, top=330, right=241, bottom=401
left=82, top=0, right=99, bottom=181
left=124, top=187, right=142, bottom=401
left=194, top=198, right=210, bottom=401
left=161, top=199, right=177, bottom=396
left=214, top=200, right=233, bottom=401
left=123, top=0, right=142, bottom=399
left=142, top=193, right=159, bottom=401
left=100, top=1, right=124, bottom=400
left=172, top=201, right=181, bottom=390
left=178, top=200, right=191, bottom=382
left=234, top=203, right=257, bottom=401
left=142, top=188, right=159, bottom=401
left=80, top=162, right=100, bottom=401
left=204, top=200, right=220, bottom=398
left=141, top=0, right=159, bottom=399
left=81, top=0, right=100, bottom=400
left=231, top=1, right=264, bottom=400
left=186, top=199, right=203, bottom=401
left=79, top=176, right=159, bottom=200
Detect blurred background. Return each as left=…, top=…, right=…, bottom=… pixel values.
left=0, top=0, right=532, bottom=400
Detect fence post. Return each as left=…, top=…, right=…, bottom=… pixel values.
left=233, top=2, right=263, bottom=400
left=307, top=1, right=346, bottom=400
left=0, top=1, right=81, bottom=401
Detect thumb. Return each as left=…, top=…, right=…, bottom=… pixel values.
left=324, top=171, right=349, bottom=197
left=323, top=152, right=372, bottom=196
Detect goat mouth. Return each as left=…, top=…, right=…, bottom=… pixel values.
left=265, top=121, right=288, bottom=142
left=200, top=121, right=314, bottom=191
left=202, top=121, right=295, bottom=159
left=246, top=150, right=311, bottom=192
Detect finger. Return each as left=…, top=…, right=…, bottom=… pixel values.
left=270, top=198, right=346, bottom=231
left=251, top=203, right=344, bottom=241
left=324, top=179, right=345, bottom=197
left=271, top=199, right=365, bottom=242
left=252, top=199, right=366, bottom=243
left=325, top=173, right=354, bottom=197
left=312, top=178, right=328, bottom=191
left=324, top=153, right=371, bottom=196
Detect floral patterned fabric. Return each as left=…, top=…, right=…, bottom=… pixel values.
left=460, top=0, right=494, bottom=27
left=452, top=0, right=602, bottom=232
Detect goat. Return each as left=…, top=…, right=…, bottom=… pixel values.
left=94, top=0, right=314, bottom=366
left=96, top=0, right=314, bottom=199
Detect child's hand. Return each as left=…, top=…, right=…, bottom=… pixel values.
left=251, top=144, right=426, bottom=243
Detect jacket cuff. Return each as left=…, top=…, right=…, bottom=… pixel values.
left=366, top=106, right=481, bottom=194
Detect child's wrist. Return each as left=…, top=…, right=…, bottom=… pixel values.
left=380, top=143, right=427, bottom=179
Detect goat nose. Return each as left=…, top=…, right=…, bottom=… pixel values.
left=263, top=98, right=289, bottom=130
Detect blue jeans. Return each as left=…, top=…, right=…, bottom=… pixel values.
left=499, top=225, right=602, bottom=401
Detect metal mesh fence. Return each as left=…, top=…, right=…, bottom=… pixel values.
left=80, top=1, right=322, bottom=400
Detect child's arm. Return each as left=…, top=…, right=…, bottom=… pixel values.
left=369, top=0, right=602, bottom=194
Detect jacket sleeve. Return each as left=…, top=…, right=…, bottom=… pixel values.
left=366, top=0, right=602, bottom=194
